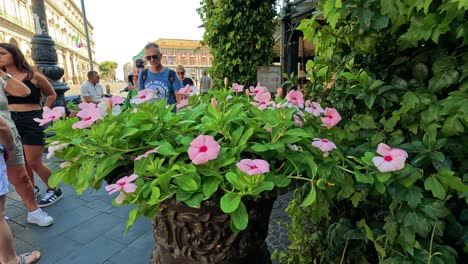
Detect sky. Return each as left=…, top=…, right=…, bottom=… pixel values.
left=74, top=0, right=205, bottom=80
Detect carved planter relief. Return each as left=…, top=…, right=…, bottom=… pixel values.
left=150, top=197, right=275, bottom=264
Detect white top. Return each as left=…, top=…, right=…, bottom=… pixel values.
left=80, top=81, right=103, bottom=103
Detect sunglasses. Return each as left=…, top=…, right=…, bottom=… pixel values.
left=145, top=55, right=159, bottom=61
left=176, top=72, right=185, bottom=75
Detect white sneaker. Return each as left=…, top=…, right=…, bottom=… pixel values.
left=27, top=209, right=54, bottom=227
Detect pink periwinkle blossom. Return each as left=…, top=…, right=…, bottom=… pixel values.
left=135, top=147, right=160, bottom=161
left=312, top=138, right=337, bottom=152
left=321, top=107, right=342, bottom=129
left=33, top=106, right=65, bottom=126
left=72, top=108, right=103, bottom=129
left=178, top=84, right=197, bottom=97
left=60, top=161, right=71, bottom=168
left=188, top=135, right=221, bottom=165
left=251, top=92, right=273, bottom=110
left=78, top=102, right=97, bottom=110
left=305, top=100, right=324, bottom=116
left=177, top=99, right=189, bottom=110
left=372, top=143, right=408, bottom=172
left=131, top=89, right=156, bottom=104
left=293, top=111, right=305, bottom=127
left=232, top=83, right=244, bottom=93
left=105, top=174, right=138, bottom=195
left=237, top=159, right=270, bottom=175
left=285, top=90, right=305, bottom=108
left=110, top=95, right=125, bottom=106
left=248, top=83, right=269, bottom=95
left=224, top=77, right=228, bottom=86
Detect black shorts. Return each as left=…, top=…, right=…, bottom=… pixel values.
left=10, top=110, right=45, bottom=146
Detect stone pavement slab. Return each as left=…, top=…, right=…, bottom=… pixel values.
left=6, top=156, right=291, bottom=263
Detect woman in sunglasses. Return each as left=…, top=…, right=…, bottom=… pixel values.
left=175, top=65, right=193, bottom=87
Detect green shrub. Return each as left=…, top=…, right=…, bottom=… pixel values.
left=275, top=0, right=468, bottom=263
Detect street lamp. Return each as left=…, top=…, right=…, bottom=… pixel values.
left=30, top=0, right=69, bottom=108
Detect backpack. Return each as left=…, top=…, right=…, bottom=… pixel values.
left=140, top=68, right=176, bottom=100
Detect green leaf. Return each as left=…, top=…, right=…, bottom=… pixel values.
left=125, top=207, right=140, bottom=234
left=436, top=170, right=468, bottom=192
left=184, top=193, right=204, bottom=208
left=377, top=172, right=391, bottom=183
left=251, top=181, right=275, bottom=196
left=364, top=94, right=377, bottom=109
left=383, top=216, right=399, bottom=243
left=404, top=188, right=423, bottom=209
left=424, top=177, right=446, bottom=200
left=361, top=152, right=376, bottom=166
left=220, top=192, right=241, bottom=213
left=442, top=115, right=464, bottom=136
left=231, top=201, right=248, bottom=231
left=226, top=172, right=245, bottom=190
left=399, top=171, right=423, bottom=188
left=351, top=192, right=363, bottom=208
left=301, top=184, right=317, bottom=206
left=203, top=177, right=221, bottom=197
left=174, top=175, right=199, bottom=192
left=271, top=175, right=291, bottom=188
left=157, top=142, right=178, bottom=155
left=146, top=187, right=161, bottom=205
left=398, top=226, right=415, bottom=256
left=355, top=171, right=374, bottom=184
left=119, top=127, right=139, bottom=138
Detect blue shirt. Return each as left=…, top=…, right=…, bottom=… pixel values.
left=138, top=68, right=183, bottom=105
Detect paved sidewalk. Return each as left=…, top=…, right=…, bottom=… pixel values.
left=6, top=156, right=291, bottom=264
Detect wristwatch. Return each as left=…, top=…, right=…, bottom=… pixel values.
left=2, top=73, right=12, bottom=81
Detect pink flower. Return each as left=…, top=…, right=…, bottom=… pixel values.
left=72, top=108, right=103, bottom=129
left=188, top=135, right=221, bottom=165
left=312, top=138, right=337, bottom=152
left=249, top=83, right=269, bottom=95
left=78, top=102, right=97, bottom=110
left=178, top=84, right=196, bottom=96
left=110, top=95, right=125, bottom=106
left=177, top=99, right=189, bottom=110
left=46, top=141, right=69, bottom=159
left=305, top=100, right=324, bottom=116
left=33, top=106, right=65, bottom=126
left=232, top=83, right=244, bottom=93
left=293, top=111, right=305, bottom=127
left=236, top=159, right=270, bottom=175
left=131, top=89, right=156, bottom=104
left=105, top=174, right=138, bottom=195
left=372, top=143, right=408, bottom=172
left=321, top=107, right=342, bottom=129
left=115, top=192, right=127, bottom=204
left=251, top=92, right=273, bottom=110
left=135, top=147, right=160, bottom=161
left=211, top=98, right=217, bottom=108
left=224, top=77, right=228, bottom=86
left=60, top=161, right=71, bottom=168
left=285, top=90, right=305, bottom=108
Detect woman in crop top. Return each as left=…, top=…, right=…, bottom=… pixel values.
left=0, top=43, right=63, bottom=208
left=0, top=68, right=54, bottom=230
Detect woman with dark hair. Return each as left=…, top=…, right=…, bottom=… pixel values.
left=0, top=43, right=62, bottom=208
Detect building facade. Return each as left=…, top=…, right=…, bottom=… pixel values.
left=131, top=39, right=212, bottom=87
left=0, top=0, right=97, bottom=85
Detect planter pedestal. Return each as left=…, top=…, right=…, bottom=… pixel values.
left=150, top=197, right=275, bottom=264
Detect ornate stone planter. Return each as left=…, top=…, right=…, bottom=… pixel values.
left=150, top=197, right=275, bottom=264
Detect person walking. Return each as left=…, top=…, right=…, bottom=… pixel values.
left=0, top=68, right=53, bottom=227
left=0, top=117, right=41, bottom=264
left=138, top=42, right=183, bottom=105
left=0, top=43, right=63, bottom=208
left=80, top=71, right=104, bottom=104
left=175, top=65, right=193, bottom=86
left=200, top=69, right=213, bottom=94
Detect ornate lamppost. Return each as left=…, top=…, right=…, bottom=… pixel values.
left=30, top=0, right=69, bottom=107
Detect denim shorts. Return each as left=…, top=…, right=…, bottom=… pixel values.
left=10, top=110, right=45, bottom=146
left=0, top=146, right=8, bottom=196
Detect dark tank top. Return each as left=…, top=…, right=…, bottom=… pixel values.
left=7, top=79, right=41, bottom=104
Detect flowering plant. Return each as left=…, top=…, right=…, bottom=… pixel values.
left=43, top=84, right=411, bottom=231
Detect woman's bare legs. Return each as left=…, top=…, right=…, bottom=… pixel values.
left=0, top=195, right=40, bottom=264
left=6, top=165, right=38, bottom=212
left=23, top=145, right=54, bottom=190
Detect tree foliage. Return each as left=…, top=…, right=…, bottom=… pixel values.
left=275, top=0, right=468, bottom=263
left=98, top=61, right=118, bottom=81
left=197, top=0, right=276, bottom=87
